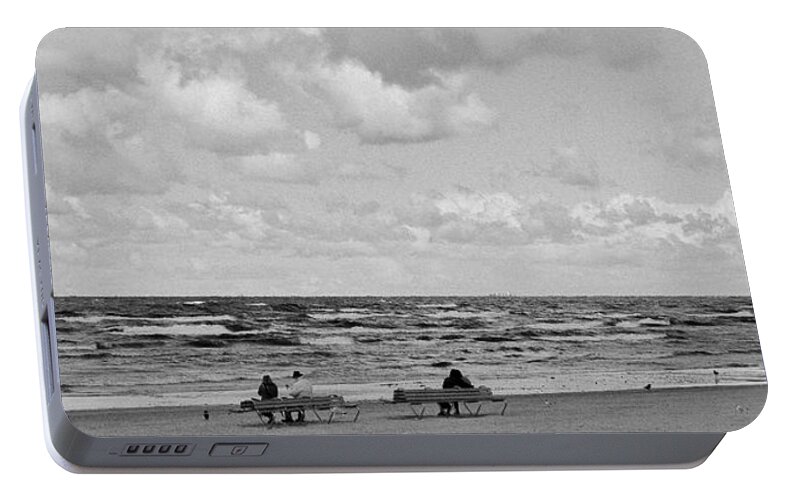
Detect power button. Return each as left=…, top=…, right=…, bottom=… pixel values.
left=209, top=443, right=268, bottom=457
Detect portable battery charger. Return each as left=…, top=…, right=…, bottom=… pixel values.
left=22, top=27, right=767, bottom=471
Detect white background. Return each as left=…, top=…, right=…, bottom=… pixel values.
left=1, top=1, right=793, bottom=497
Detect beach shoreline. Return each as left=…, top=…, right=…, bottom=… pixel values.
left=65, top=383, right=766, bottom=437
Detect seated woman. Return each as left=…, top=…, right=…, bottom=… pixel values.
left=257, top=374, right=279, bottom=424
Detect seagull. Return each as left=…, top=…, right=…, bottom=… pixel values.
left=643, top=384, right=652, bottom=391
left=203, top=409, right=209, bottom=421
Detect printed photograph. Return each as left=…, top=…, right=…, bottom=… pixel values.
left=37, top=28, right=766, bottom=436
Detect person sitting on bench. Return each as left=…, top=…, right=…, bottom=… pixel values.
left=438, top=369, right=474, bottom=416
left=257, top=374, right=278, bottom=424
left=284, top=371, right=313, bottom=422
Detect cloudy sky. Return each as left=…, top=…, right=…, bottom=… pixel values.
left=37, top=28, right=750, bottom=296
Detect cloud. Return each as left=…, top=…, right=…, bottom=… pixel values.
left=292, top=59, right=496, bottom=144
left=235, top=152, right=318, bottom=184
left=332, top=161, right=404, bottom=180
left=434, top=189, right=523, bottom=229
left=234, top=154, right=403, bottom=185
left=303, top=130, right=322, bottom=150
left=39, top=86, right=138, bottom=138
left=321, top=28, right=663, bottom=91
left=43, top=51, right=287, bottom=154
left=393, top=189, right=530, bottom=246
left=571, top=191, right=740, bottom=251
left=590, top=29, right=663, bottom=71
left=136, top=53, right=286, bottom=153
left=321, top=28, right=569, bottom=89
left=139, top=208, right=191, bottom=233
left=38, top=123, right=182, bottom=196
left=35, top=29, right=743, bottom=296
left=39, top=47, right=296, bottom=198
left=654, top=106, right=725, bottom=169
left=188, top=192, right=275, bottom=241
left=533, top=147, right=603, bottom=188
left=402, top=225, right=432, bottom=251
left=36, top=29, right=144, bottom=93
left=394, top=187, right=741, bottom=254
left=468, top=28, right=563, bottom=64
left=61, top=196, right=91, bottom=220
left=519, top=200, right=583, bottom=244
left=282, top=197, right=403, bottom=245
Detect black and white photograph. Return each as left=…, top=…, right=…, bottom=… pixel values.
left=36, top=27, right=766, bottom=437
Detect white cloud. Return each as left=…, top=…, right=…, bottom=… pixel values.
left=137, top=53, right=286, bottom=152
left=706, top=189, right=738, bottom=228
left=296, top=60, right=496, bottom=144
left=303, top=130, right=322, bottom=150
left=571, top=191, right=740, bottom=250
left=43, top=52, right=287, bottom=155
left=190, top=192, right=273, bottom=241
left=141, top=208, right=190, bottom=233
left=435, top=190, right=522, bottom=229
left=40, top=87, right=137, bottom=138
left=403, top=225, right=432, bottom=251
left=39, top=49, right=293, bottom=198
left=396, top=188, right=740, bottom=252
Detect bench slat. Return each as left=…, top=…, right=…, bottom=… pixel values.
left=240, top=396, right=351, bottom=412
left=392, top=388, right=499, bottom=403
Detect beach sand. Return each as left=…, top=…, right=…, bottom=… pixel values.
left=66, top=384, right=766, bottom=437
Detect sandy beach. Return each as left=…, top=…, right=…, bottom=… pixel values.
left=66, top=384, right=766, bottom=437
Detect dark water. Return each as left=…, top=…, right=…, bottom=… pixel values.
left=54, top=296, right=766, bottom=410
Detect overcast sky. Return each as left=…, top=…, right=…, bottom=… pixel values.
left=37, top=28, right=750, bottom=296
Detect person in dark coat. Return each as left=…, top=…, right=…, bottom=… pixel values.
left=438, top=369, right=474, bottom=416
left=257, top=374, right=279, bottom=424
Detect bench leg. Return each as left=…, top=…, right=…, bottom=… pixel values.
left=462, top=402, right=473, bottom=416
left=501, top=401, right=508, bottom=416
left=311, top=408, right=323, bottom=423
left=255, top=412, right=275, bottom=428
left=475, top=403, right=482, bottom=416
left=327, top=406, right=360, bottom=424
left=410, top=404, right=425, bottom=419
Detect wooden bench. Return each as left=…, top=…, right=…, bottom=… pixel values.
left=392, top=387, right=508, bottom=418
left=239, top=396, right=360, bottom=425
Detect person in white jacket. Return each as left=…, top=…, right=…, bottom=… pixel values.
left=284, top=371, right=313, bottom=422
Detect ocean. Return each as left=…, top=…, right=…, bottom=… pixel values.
left=53, top=296, right=766, bottom=410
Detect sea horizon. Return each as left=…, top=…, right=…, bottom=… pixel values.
left=54, top=295, right=765, bottom=411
